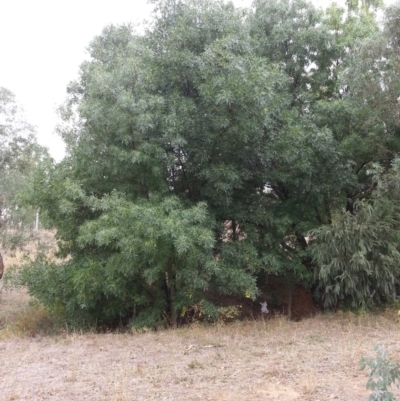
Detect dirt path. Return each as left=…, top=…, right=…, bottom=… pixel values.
left=1, top=289, right=400, bottom=401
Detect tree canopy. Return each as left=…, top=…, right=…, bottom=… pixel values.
left=0, top=87, right=50, bottom=262
left=18, top=0, right=400, bottom=328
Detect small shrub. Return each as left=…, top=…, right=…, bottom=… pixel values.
left=180, top=301, right=242, bottom=324
left=129, top=308, right=165, bottom=332
left=217, top=305, right=242, bottom=322
left=361, top=345, right=400, bottom=401
left=187, top=359, right=203, bottom=369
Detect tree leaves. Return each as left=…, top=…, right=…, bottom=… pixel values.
left=17, top=0, right=400, bottom=328
left=0, top=87, right=51, bottom=253
left=311, top=164, right=400, bottom=308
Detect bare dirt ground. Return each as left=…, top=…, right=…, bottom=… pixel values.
left=1, top=285, right=400, bottom=401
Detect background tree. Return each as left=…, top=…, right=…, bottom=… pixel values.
left=0, top=87, right=50, bottom=275
left=310, top=1, right=400, bottom=308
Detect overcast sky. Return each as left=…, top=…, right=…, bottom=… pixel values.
left=0, top=0, right=392, bottom=161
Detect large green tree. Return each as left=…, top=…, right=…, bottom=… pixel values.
left=20, top=0, right=400, bottom=327
left=27, top=1, right=272, bottom=328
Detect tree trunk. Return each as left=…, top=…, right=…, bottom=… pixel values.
left=0, top=251, right=4, bottom=280
left=169, top=280, right=177, bottom=328
left=286, top=274, right=295, bottom=320
left=166, top=261, right=177, bottom=328
left=287, top=285, right=293, bottom=320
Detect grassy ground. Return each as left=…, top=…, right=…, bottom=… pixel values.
left=1, top=232, right=400, bottom=400
left=1, top=285, right=400, bottom=401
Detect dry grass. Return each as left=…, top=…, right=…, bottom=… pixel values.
left=1, top=232, right=400, bottom=400
left=0, top=230, right=60, bottom=337
left=1, top=286, right=400, bottom=401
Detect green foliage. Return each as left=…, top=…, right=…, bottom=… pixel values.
left=180, top=300, right=242, bottom=323
left=15, top=195, right=217, bottom=327
left=361, top=345, right=400, bottom=401
left=180, top=299, right=219, bottom=323
left=215, top=305, right=242, bottom=322
left=311, top=162, right=400, bottom=309
left=19, top=0, right=400, bottom=328
left=0, top=87, right=37, bottom=171
left=311, top=198, right=400, bottom=308
left=309, top=0, right=400, bottom=310
left=0, top=87, right=51, bottom=253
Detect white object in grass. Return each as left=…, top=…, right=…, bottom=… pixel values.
left=260, top=301, right=269, bottom=314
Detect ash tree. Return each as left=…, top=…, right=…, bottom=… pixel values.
left=20, top=0, right=400, bottom=328
left=25, top=1, right=273, bottom=328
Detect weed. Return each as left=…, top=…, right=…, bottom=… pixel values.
left=361, top=345, right=400, bottom=401
left=187, top=359, right=203, bottom=369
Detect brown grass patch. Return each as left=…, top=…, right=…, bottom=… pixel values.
left=0, top=230, right=59, bottom=338
left=0, top=288, right=59, bottom=339
left=1, top=294, right=400, bottom=400
left=1, top=233, right=400, bottom=400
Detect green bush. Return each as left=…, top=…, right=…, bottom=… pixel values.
left=311, top=162, right=400, bottom=309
